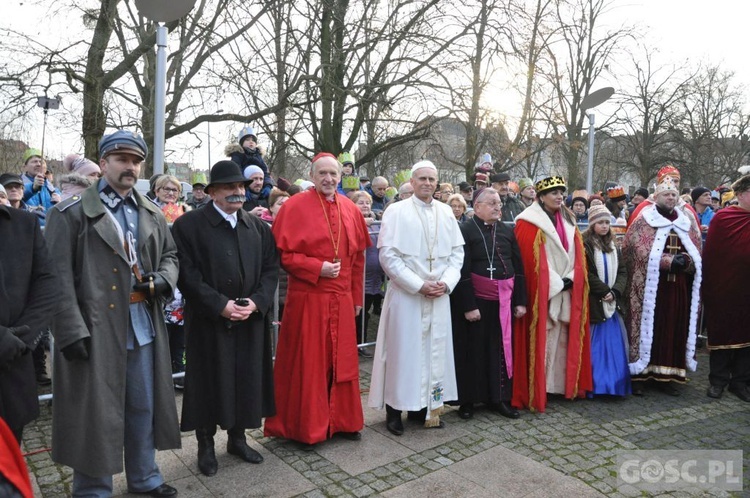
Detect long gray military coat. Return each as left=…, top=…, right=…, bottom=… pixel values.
left=45, top=185, right=180, bottom=477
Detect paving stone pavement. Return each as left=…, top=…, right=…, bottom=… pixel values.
left=22, top=346, right=749, bottom=497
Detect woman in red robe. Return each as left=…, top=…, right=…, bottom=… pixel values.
left=512, top=176, right=591, bottom=412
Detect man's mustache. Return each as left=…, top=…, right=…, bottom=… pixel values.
left=119, top=172, right=137, bottom=180
left=225, top=195, right=245, bottom=203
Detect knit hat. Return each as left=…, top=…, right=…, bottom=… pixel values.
left=587, top=204, right=611, bottom=226
left=474, top=172, right=489, bottom=185
left=475, top=153, right=493, bottom=173
left=63, top=153, right=100, bottom=177
left=690, top=186, right=711, bottom=204
left=571, top=189, right=589, bottom=207
left=23, top=148, right=42, bottom=164
left=0, top=184, right=6, bottom=197
left=634, top=187, right=649, bottom=199
left=458, top=181, right=473, bottom=192
left=243, top=165, right=264, bottom=179
left=276, top=177, right=291, bottom=191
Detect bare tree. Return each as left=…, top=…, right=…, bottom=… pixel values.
left=670, top=64, right=749, bottom=187
left=537, top=0, right=633, bottom=187
left=615, top=49, right=692, bottom=187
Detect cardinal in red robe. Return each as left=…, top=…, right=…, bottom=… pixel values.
left=264, top=153, right=371, bottom=445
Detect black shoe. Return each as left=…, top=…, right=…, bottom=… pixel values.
left=227, top=437, right=263, bottom=464
left=386, top=414, right=404, bottom=436
left=196, top=432, right=217, bottom=477
left=337, top=431, right=362, bottom=441
left=458, top=404, right=474, bottom=420
left=706, top=385, right=724, bottom=399
left=358, top=348, right=373, bottom=358
left=728, top=385, right=750, bottom=402
left=36, top=372, right=51, bottom=386
left=658, top=382, right=680, bottom=397
left=406, top=408, right=427, bottom=423
left=131, top=483, right=177, bottom=497
left=298, top=442, right=316, bottom=451
left=631, top=383, right=644, bottom=396
left=496, top=401, right=520, bottom=419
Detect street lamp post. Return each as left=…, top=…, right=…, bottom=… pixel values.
left=581, top=87, right=614, bottom=194
left=135, top=0, right=196, bottom=174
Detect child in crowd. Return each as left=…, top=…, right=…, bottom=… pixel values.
left=582, top=204, right=631, bottom=397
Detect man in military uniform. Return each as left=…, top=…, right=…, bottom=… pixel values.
left=46, top=130, right=181, bottom=497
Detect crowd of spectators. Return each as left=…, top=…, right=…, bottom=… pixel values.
left=2, top=131, right=750, bottom=496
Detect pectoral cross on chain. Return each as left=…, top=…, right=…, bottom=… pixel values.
left=666, top=232, right=680, bottom=282
left=426, top=255, right=435, bottom=272
left=487, top=264, right=496, bottom=280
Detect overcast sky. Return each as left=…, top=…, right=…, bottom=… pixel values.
left=4, top=0, right=749, bottom=169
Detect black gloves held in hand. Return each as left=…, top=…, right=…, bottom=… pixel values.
left=562, top=278, right=574, bottom=291
left=133, top=272, right=170, bottom=298
left=670, top=253, right=690, bottom=273
left=61, top=338, right=90, bottom=361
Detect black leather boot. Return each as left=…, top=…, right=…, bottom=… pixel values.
left=196, top=428, right=218, bottom=476
left=227, top=427, right=263, bottom=464
left=386, top=405, right=404, bottom=436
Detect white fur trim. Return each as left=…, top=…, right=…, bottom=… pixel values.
left=628, top=205, right=701, bottom=375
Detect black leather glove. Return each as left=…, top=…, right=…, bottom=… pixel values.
left=562, top=278, right=573, bottom=291
left=133, top=272, right=171, bottom=298
left=670, top=253, right=689, bottom=273
left=0, top=326, right=28, bottom=366
left=61, top=337, right=90, bottom=361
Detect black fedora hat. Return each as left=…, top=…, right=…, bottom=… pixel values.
left=206, top=161, right=248, bottom=190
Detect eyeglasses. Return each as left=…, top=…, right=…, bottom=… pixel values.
left=160, top=187, right=179, bottom=193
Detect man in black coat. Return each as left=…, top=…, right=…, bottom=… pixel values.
left=0, top=204, right=59, bottom=442
left=171, top=160, right=279, bottom=477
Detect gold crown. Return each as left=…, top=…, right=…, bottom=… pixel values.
left=606, top=185, right=626, bottom=200
left=535, top=176, right=566, bottom=194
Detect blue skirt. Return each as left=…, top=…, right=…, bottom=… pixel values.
left=590, top=313, right=631, bottom=396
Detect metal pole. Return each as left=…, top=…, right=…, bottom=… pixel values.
left=586, top=112, right=595, bottom=194
left=207, top=120, right=211, bottom=166
left=40, top=108, right=49, bottom=158
left=153, top=24, right=168, bottom=175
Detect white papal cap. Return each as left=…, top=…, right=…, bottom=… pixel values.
left=411, top=160, right=437, bottom=174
